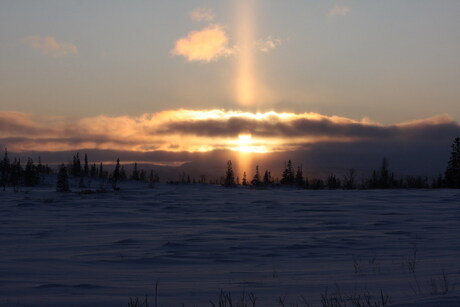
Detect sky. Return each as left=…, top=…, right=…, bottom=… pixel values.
left=1, top=0, right=460, bottom=177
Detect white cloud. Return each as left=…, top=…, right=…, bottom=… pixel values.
left=189, top=7, right=215, bottom=22
left=329, top=5, right=351, bottom=16
left=171, top=24, right=234, bottom=62
left=23, top=36, right=78, bottom=57
left=255, top=36, right=282, bottom=53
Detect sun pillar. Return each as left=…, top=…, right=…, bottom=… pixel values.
left=235, top=0, right=256, bottom=106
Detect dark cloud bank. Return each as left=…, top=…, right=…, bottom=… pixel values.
left=1, top=111, right=459, bottom=180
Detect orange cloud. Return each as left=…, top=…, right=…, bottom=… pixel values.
left=1, top=110, right=459, bottom=154
left=171, top=25, right=234, bottom=62
left=189, top=8, right=215, bottom=22
left=23, top=36, right=78, bottom=57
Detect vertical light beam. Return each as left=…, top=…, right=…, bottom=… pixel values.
left=235, top=0, right=256, bottom=106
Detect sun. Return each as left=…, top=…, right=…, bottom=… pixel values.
left=233, top=133, right=267, bottom=153
left=237, top=133, right=252, bottom=152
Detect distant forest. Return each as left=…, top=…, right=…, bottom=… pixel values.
left=1, top=137, right=459, bottom=192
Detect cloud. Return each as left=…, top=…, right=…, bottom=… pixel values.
left=329, top=5, right=351, bottom=16
left=157, top=112, right=460, bottom=144
left=1, top=109, right=459, bottom=155
left=189, top=8, right=215, bottom=22
left=23, top=36, right=78, bottom=57
left=171, top=24, right=234, bottom=62
left=2, top=110, right=458, bottom=177
left=172, top=27, right=280, bottom=63
left=255, top=36, right=281, bottom=53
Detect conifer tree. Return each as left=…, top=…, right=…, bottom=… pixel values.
left=98, top=162, right=104, bottom=178
left=251, top=165, right=261, bottom=186
left=90, top=163, right=97, bottom=177
left=148, top=170, right=155, bottom=188
left=0, top=148, right=10, bottom=191
left=71, top=153, right=82, bottom=176
left=310, top=178, right=325, bottom=190
left=281, top=160, right=295, bottom=185
left=242, top=171, right=247, bottom=186
left=131, top=163, right=139, bottom=180
left=120, top=166, right=127, bottom=180
left=56, top=164, right=70, bottom=192
left=368, top=170, right=379, bottom=189
left=445, top=137, right=460, bottom=188
left=24, top=158, right=39, bottom=186
left=263, top=170, right=271, bottom=186
left=378, top=157, right=395, bottom=188
left=343, top=168, right=356, bottom=190
left=223, top=160, right=236, bottom=187
left=84, top=153, right=89, bottom=176
left=10, top=158, right=22, bottom=191
left=295, top=165, right=304, bottom=187
left=327, top=174, right=341, bottom=190
left=110, top=158, right=121, bottom=190
left=139, top=169, right=146, bottom=181
left=37, top=156, right=43, bottom=175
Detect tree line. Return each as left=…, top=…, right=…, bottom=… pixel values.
left=0, top=150, right=160, bottom=193
left=55, top=153, right=160, bottom=192
left=223, top=137, right=460, bottom=190
left=1, top=137, right=459, bottom=192
left=0, top=149, right=52, bottom=191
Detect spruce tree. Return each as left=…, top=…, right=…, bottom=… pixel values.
left=0, top=148, right=10, bottom=191
left=343, top=168, right=356, bottom=190
left=242, top=172, right=247, bottom=186
left=148, top=170, right=155, bottom=188
left=110, top=158, right=121, bottom=190
left=56, top=164, right=70, bottom=192
left=131, top=163, right=139, bottom=180
left=24, top=158, right=39, bottom=186
left=10, top=158, right=22, bottom=191
left=139, top=170, right=146, bottom=181
left=224, top=160, right=236, bottom=187
left=251, top=165, right=261, bottom=186
left=37, top=156, right=43, bottom=175
left=84, top=153, right=89, bottom=176
left=327, top=174, right=341, bottom=190
left=120, top=166, right=127, bottom=180
left=281, top=160, right=295, bottom=185
left=98, top=162, right=104, bottom=178
left=263, top=170, right=271, bottom=186
left=379, top=157, right=395, bottom=189
left=445, top=137, right=460, bottom=188
left=295, top=165, right=304, bottom=187
left=71, top=153, right=82, bottom=177
left=90, top=163, right=97, bottom=177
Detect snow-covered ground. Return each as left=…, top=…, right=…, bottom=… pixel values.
left=1, top=183, right=459, bottom=306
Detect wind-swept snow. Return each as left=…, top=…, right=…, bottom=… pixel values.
left=1, top=184, right=459, bottom=306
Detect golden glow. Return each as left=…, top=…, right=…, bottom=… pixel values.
left=171, top=24, right=234, bottom=62
left=1, top=109, right=375, bottom=153
left=239, top=133, right=252, bottom=144
left=235, top=0, right=256, bottom=106
left=233, top=133, right=268, bottom=153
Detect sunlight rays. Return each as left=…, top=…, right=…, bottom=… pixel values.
left=235, top=0, right=256, bottom=106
